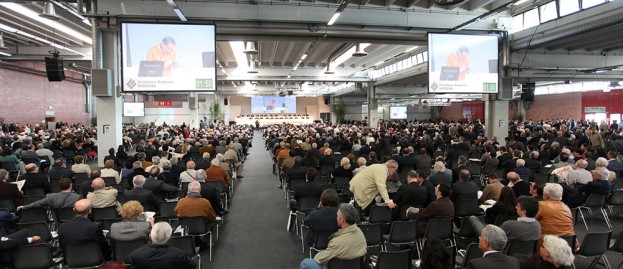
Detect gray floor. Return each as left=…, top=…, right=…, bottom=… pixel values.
left=204, top=130, right=305, bottom=269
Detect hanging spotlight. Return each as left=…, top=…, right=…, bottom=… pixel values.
left=0, top=33, right=7, bottom=50
left=352, top=43, right=368, bottom=57
left=247, top=59, right=258, bottom=74
left=324, top=61, right=335, bottom=74
left=243, top=42, right=258, bottom=55
left=40, top=2, right=61, bottom=21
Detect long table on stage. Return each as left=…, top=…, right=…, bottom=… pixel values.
left=235, top=117, right=314, bottom=125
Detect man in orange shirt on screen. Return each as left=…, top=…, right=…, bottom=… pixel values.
left=146, top=36, right=177, bottom=77
left=445, top=46, right=470, bottom=80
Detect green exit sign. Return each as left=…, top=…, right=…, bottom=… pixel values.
left=483, top=83, right=497, bottom=92
left=195, top=79, right=213, bottom=89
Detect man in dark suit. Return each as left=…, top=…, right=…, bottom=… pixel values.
left=524, top=151, right=542, bottom=175
left=48, top=158, right=75, bottom=182
left=58, top=199, right=110, bottom=259
left=144, top=167, right=179, bottom=201
left=125, top=175, right=160, bottom=212
left=413, top=148, right=432, bottom=177
left=160, top=161, right=180, bottom=187
left=302, top=189, right=340, bottom=246
left=287, top=157, right=307, bottom=181
left=508, top=172, right=531, bottom=197
left=407, top=183, right=454, bottom=237
left=20, top=164, right=51, bottom=194
left=467, top=224, right=520, bottom=269
left=397, top=148, right=417, bottom=173
left=607, top=151, right=623, bottom=176
left=511, top=159, right=532, bottom=179
left=0, top=169, right=23, bottom=207
left=452, top=156, right=468, bottom=183
left=393, top=170, right=429, bottom=220
left=290, top=168, right=322, bottom=212
left=195, top=153, right=211, bottom=170
left=497, top=146, right=513, bottom=173
left=450, top=169, right=479, bottom=210
left=583, top=152, right=597, bottom=171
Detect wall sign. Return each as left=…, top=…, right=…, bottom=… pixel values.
left=585, top=107, right=606, bottom=113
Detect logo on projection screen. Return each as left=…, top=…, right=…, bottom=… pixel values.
left=430, top=82, right=439, bottom=91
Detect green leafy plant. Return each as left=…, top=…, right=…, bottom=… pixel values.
left=333, top=100, right=346, bottom=123
left=209, top=101, right=224, bottom=123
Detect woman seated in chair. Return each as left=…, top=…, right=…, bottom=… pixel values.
left=331, top=157, right=353, bottom=182
left=109, top=201, right=153, bottom=241
left=484, top=186, right=518, bottom=224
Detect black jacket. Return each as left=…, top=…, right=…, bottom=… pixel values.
left=22, top=173, right=51, bottom=194
left=467, top=252, right=520, bottom=269
left=48, top=166, right=75, bottom=181
left=199, top=182, right=225, bottom=215
left=58, top=216, right=109, bottom=258
left=511, top=180, right=531, bottom=197
left=293, top=181, right=323, bottom=202
left=303, top=207, right=339, bottom=246
left=128, top=243, right=196, bottom=269
left=451, top=181, right=479, bottom=209
left=124, top=188, right=160, bottom=212
left=144, top=177, right=179, bottom=200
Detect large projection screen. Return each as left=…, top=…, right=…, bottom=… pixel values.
left=428, top=33, right=499, bottom=94
left=251, top=96, right=297, bottom=113
left=123, top=102, right=145, bottom=117
left=121, top=23, right=216, bottom=92
left=389, top=106, right=408, bottom=119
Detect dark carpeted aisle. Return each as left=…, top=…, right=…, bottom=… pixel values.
left=205, top=130, right=304, bottom=268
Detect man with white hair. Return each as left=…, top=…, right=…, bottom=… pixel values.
left=563, top=159, right=592, bottom=187
left=594, top=157, right=616, bottom=181
left=86, top=178, right=119, bottom=209
left=195, top=168, right=228, bottom=216
left=567, top=168, right=612, bottom=208
left=124, top=175, right=159, bottom=212
left=205, top=158, right=229, bottom=190
left=224, top=143, right=244, bottom=179
left=535, top=183, right=574, bottom=249
left=349, top=160, right=399, bottom=214
left=179, top=160, right=198, bottom=183
left=195, top=152, right=211, bottom=170
left=351, top=157, right=367, bottom=176
left=511, top=159, right=532, bottom=179
left=468, top=225, right=520, bottom=269
left=128, top=222, right=197, bottom=269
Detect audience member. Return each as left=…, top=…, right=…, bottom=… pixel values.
left=480, top=173, right=503, bottom=203
left=17, top=178, right=80, bottom=211
left=303, top=189, right=340, bottom=246
left=407, top=183, right=454, bottom=237
left=514, top=235, right=574, bottom=269
left=109, top=201, right=152, bottom=242
left=0, top=169, right=23, bottom=207
left=87, top=178, right=120, bottom=209
left=349, top=160, right=398, bottom=214
left=468, top=225, right=519, bottom=269
left=128, top=222, right=197, bottom=269
left=58, top=199, right=110, bottom=259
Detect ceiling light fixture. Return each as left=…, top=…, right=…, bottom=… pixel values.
left=0, top=3, right=92, bottom=45
left=0, top=51, right=11, bottom=57
left=352, top=43, right=368, bottom=57
left=243, top=42, right=258, bottom=55
left=40, top=1, right=61, bottom=21
left=327, top=12, right=341, bottom=26
left=332, top=43, right=370, bottom=67
left=0, top=23, right=86, bottom=56
left=173, top=8, right=187, bottom=22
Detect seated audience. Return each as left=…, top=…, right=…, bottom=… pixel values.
left=407, top=183, right=454, bottom=237
left=450, top=169, right=478, bottom=210
left=480, top=173, right=504, bottom=203
left=58, top=199, right=110, bottom=259
left=536, top=183, right=575, bottom=250
left=128, top=222, right=197, bottom=269
left=500, top=196, right=542, bottom=241
left=109, top=201, right=152, bottom=242
left=420, top=239, right=453, bottom=269
left=303, top=189, right=340, bottom=246
left=484, top=186, right=518, bottom=224
left=17, top=178, right=80, bottom=211
left=175, top=181, right=216, bottom=223
left=87, top=177, right=120, bottom=209
left=429, top=161, right=452, bottom=186
left=508, top=172, right=531, bottom=197
left=468, top=225, right=520, bottom=269
left=71, top=155, right=91, bottom=175
left=291, top=168, right=322, bottom=212
left=0, top=169, right=23, bottom=207
left=124, top=175, right=160, bottom=212
left=514, top=235, right=574, bottom=269
left=100, top=159, right=121, bottom=184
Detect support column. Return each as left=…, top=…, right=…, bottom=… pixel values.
left=189, top=92, right=199, bottom=130
left=367, top=85, right=379, bottom=128
left=94, top=29, right=123, bottom=167
left=484, top=98, right=509, bottom=141
left=330, top=96, right=337, bottom=123
left=517, top=100, right=526, bottom=120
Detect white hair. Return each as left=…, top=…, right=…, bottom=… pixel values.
left=596, top=157, right=609, bottom=168
left=187, top=181, right=201, bottom=193
left=544, top=183, right=563, bottom=201
left=133, top=175, right=146, bottom=188
left=196, top=169, right=206, bottom=182
left=150, top=222, right=173, bottom=245
left=433, top=161, right=446, bottom=172
left=543, top=235, right=575, bottom=266
left=211, top=158, right=220, bottom=166
left=516, top=159, right=525, bottom=167
left=340, top=157, right=351, bottom=170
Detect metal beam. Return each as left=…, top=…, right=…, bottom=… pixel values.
left=280, top=41, right=295, bottom=67
left=269, top=41, right=278, bottom=67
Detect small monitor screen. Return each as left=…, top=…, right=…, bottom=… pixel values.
left=428, top=33, right=499, bottom=94
left=123, top=102, right=145, bottom=117
left=390, top=106, right=408, bottom=120
left=251, top=96, right=297, bottom=113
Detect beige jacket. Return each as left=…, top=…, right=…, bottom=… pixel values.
left=87, top=188, right=120, bottom=210
left=314, top=224, right=367, bottom=266
left=349, top=164, right=391, bottom=209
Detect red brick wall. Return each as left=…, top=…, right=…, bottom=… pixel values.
left=0, top=64, right=88, bottom=126
left=439, top=102, right=463, bottom=120
left=525, top=92, right=581, bottom=121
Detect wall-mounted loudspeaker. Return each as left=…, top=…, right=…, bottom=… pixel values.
left=224, top=98, right=228, bottom=106
left=188, top=96, right=197, bottom=109
left=497, top=78, right=513, bottom=100
left=92, top=69, right=113, bottom=96
left=521, top=83, right=536, bottom=102
left=45, top=57, right=65, bottom=82
left=323, top=95, right=330, bottom=105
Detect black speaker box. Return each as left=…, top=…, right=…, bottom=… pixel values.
left=45, top=57, right=65, bottom=82
left=323, top=96, right=330, bottom=105
left=521, top=83, right=535, bottom=102
left=224, top=98, right=228, bottom=106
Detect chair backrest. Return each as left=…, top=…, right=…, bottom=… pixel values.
left=584, top=193, right=607, bottom=208
left=376, top=250, right=410, bottom=269
left=297, top=196, right=320, bottom=212
left=167, top=236, right=197, bottom=256
left=92, top=206, right=119, bottom=222
left=17, top=222, right=52, bottom=242
left=462, top=243, right=484, bottom=268
left=55, top=207, right=76, bottom=223
left=388, top=221, right=417, bottom=243
left=63, top=241, right=105, bottom=268
left=447, top=245, right=457, bottom=269
left=0, top=161, right=18, bottom=172
left=607, top=190, right=623, bottom=206
left=494, top=214, right=517, bottom=226
left=102, top=177, right=117, bottom=186
left=560, top=235, right=577, bottom=253
left=12, top=243, right=54, bottom=269
left=424, top=218, right=454, bottom=240
left=321, top=184, right=337, bottom=192
left=505, top=240, right=537, bottom=255
left=23, top=188, right=46, bottom=197
left=102, top=218, right=123, bottom=231
left=334, top=177, right=350, bottom=190
left=359, top=223, right=382, bottom=246
left=0, top=199, right=16, bottom=212
left=368, top=205, right=392, bottom=223
left=19, top=207, right=49, bottom=223
left=456, top=199, right=479, bottom=217
left=159, top=201, right=178, bottom=218
left=22, top=195, right=45, bottom=206
left=179, top=216, right=209, bottom=236
left=204, top=181, right=225, bottom=193
left=312, top=231, right=334, bottom=250
left=113, top=238, right=148, bottom=263
left=327, top=256, right=364, bottom=269
left=578, top=231, right=611, bottom=257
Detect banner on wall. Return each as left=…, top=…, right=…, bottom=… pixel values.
left=585, top=107, right=606, bottom=113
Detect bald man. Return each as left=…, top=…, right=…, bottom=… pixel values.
left=86, top=178, right=120, bottom=209
left=58, top=199, right=110, bottom=258
left=508, top=172, right=530, bottom=198
left=20, top=163, right=51, bottom=194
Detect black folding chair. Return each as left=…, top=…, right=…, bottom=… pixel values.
left=577, top=193, right=611, bottom=230
left=327, top=256, right=365, bottom=269
left=179, top=216, right=214, bottom=261
left=112, top=238, right=148, bottom=263
left=167, top=236, right=201, bottom=269
left=63, top=241, right=105, bottom=269
left=55, top=207, right=76, bottom=223
left=17, top=222, right=53, bottom=243
left=504, top=240, right=537, bottom=255
left=23, top=188, right=46, bottom=197
left=309, top=231, right=333, bottom=258
left=18, top=207, right=49, bottom=223
left=12, top=243, right=57, bottom=269
left=0, top=199, right=16, bottom=212
left=359, top=223, right=382, bottom=258
left=92, top=206, right=118, bottom=222
left=375, top=250, right=410, bottom=269
left=576, top=231, right=612, bottom=269
left=382, top=221, right=417, bottom=251
left=102, top=218, right=123, bottom=231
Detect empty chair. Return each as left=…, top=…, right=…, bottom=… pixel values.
left=113, top=238, right=148, bottom=263
left=159, top=201, right=178, bottom=218
left=18, top=207, right=49, bottom=223
left=327, top=256, right=365, bottom=269
left=504, top=240, right=537, bottom=255
left=334, top=177, right=350, bottom=192
left=359, top=223, right=382, bottom=256
left=456, top=199, right=481, bottom=226
left=92, top=206, right=118, bottom=222
left=382, top=221, right=417, bottom=251
left=577, top=193, right=611, bottom=229
left=367, top=205, right=392, bottom=224
left=609, top=231, right=623, bottom=269
left=178, top=216, right=213, bottom=261
left=55, top=207, right=76, bottom=223
left=375, top=249, right=411, bottom=269
left=63, top=241, right=105, bottom=269
left=0, top=199, right=16, bottom=212
left=12, top=243, right=56, bottom=269
left=576, top=231, right=612, bottom=269
left=167, top=236, right=201, bottom=269
left=22, top=188, right=46, bottom=197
